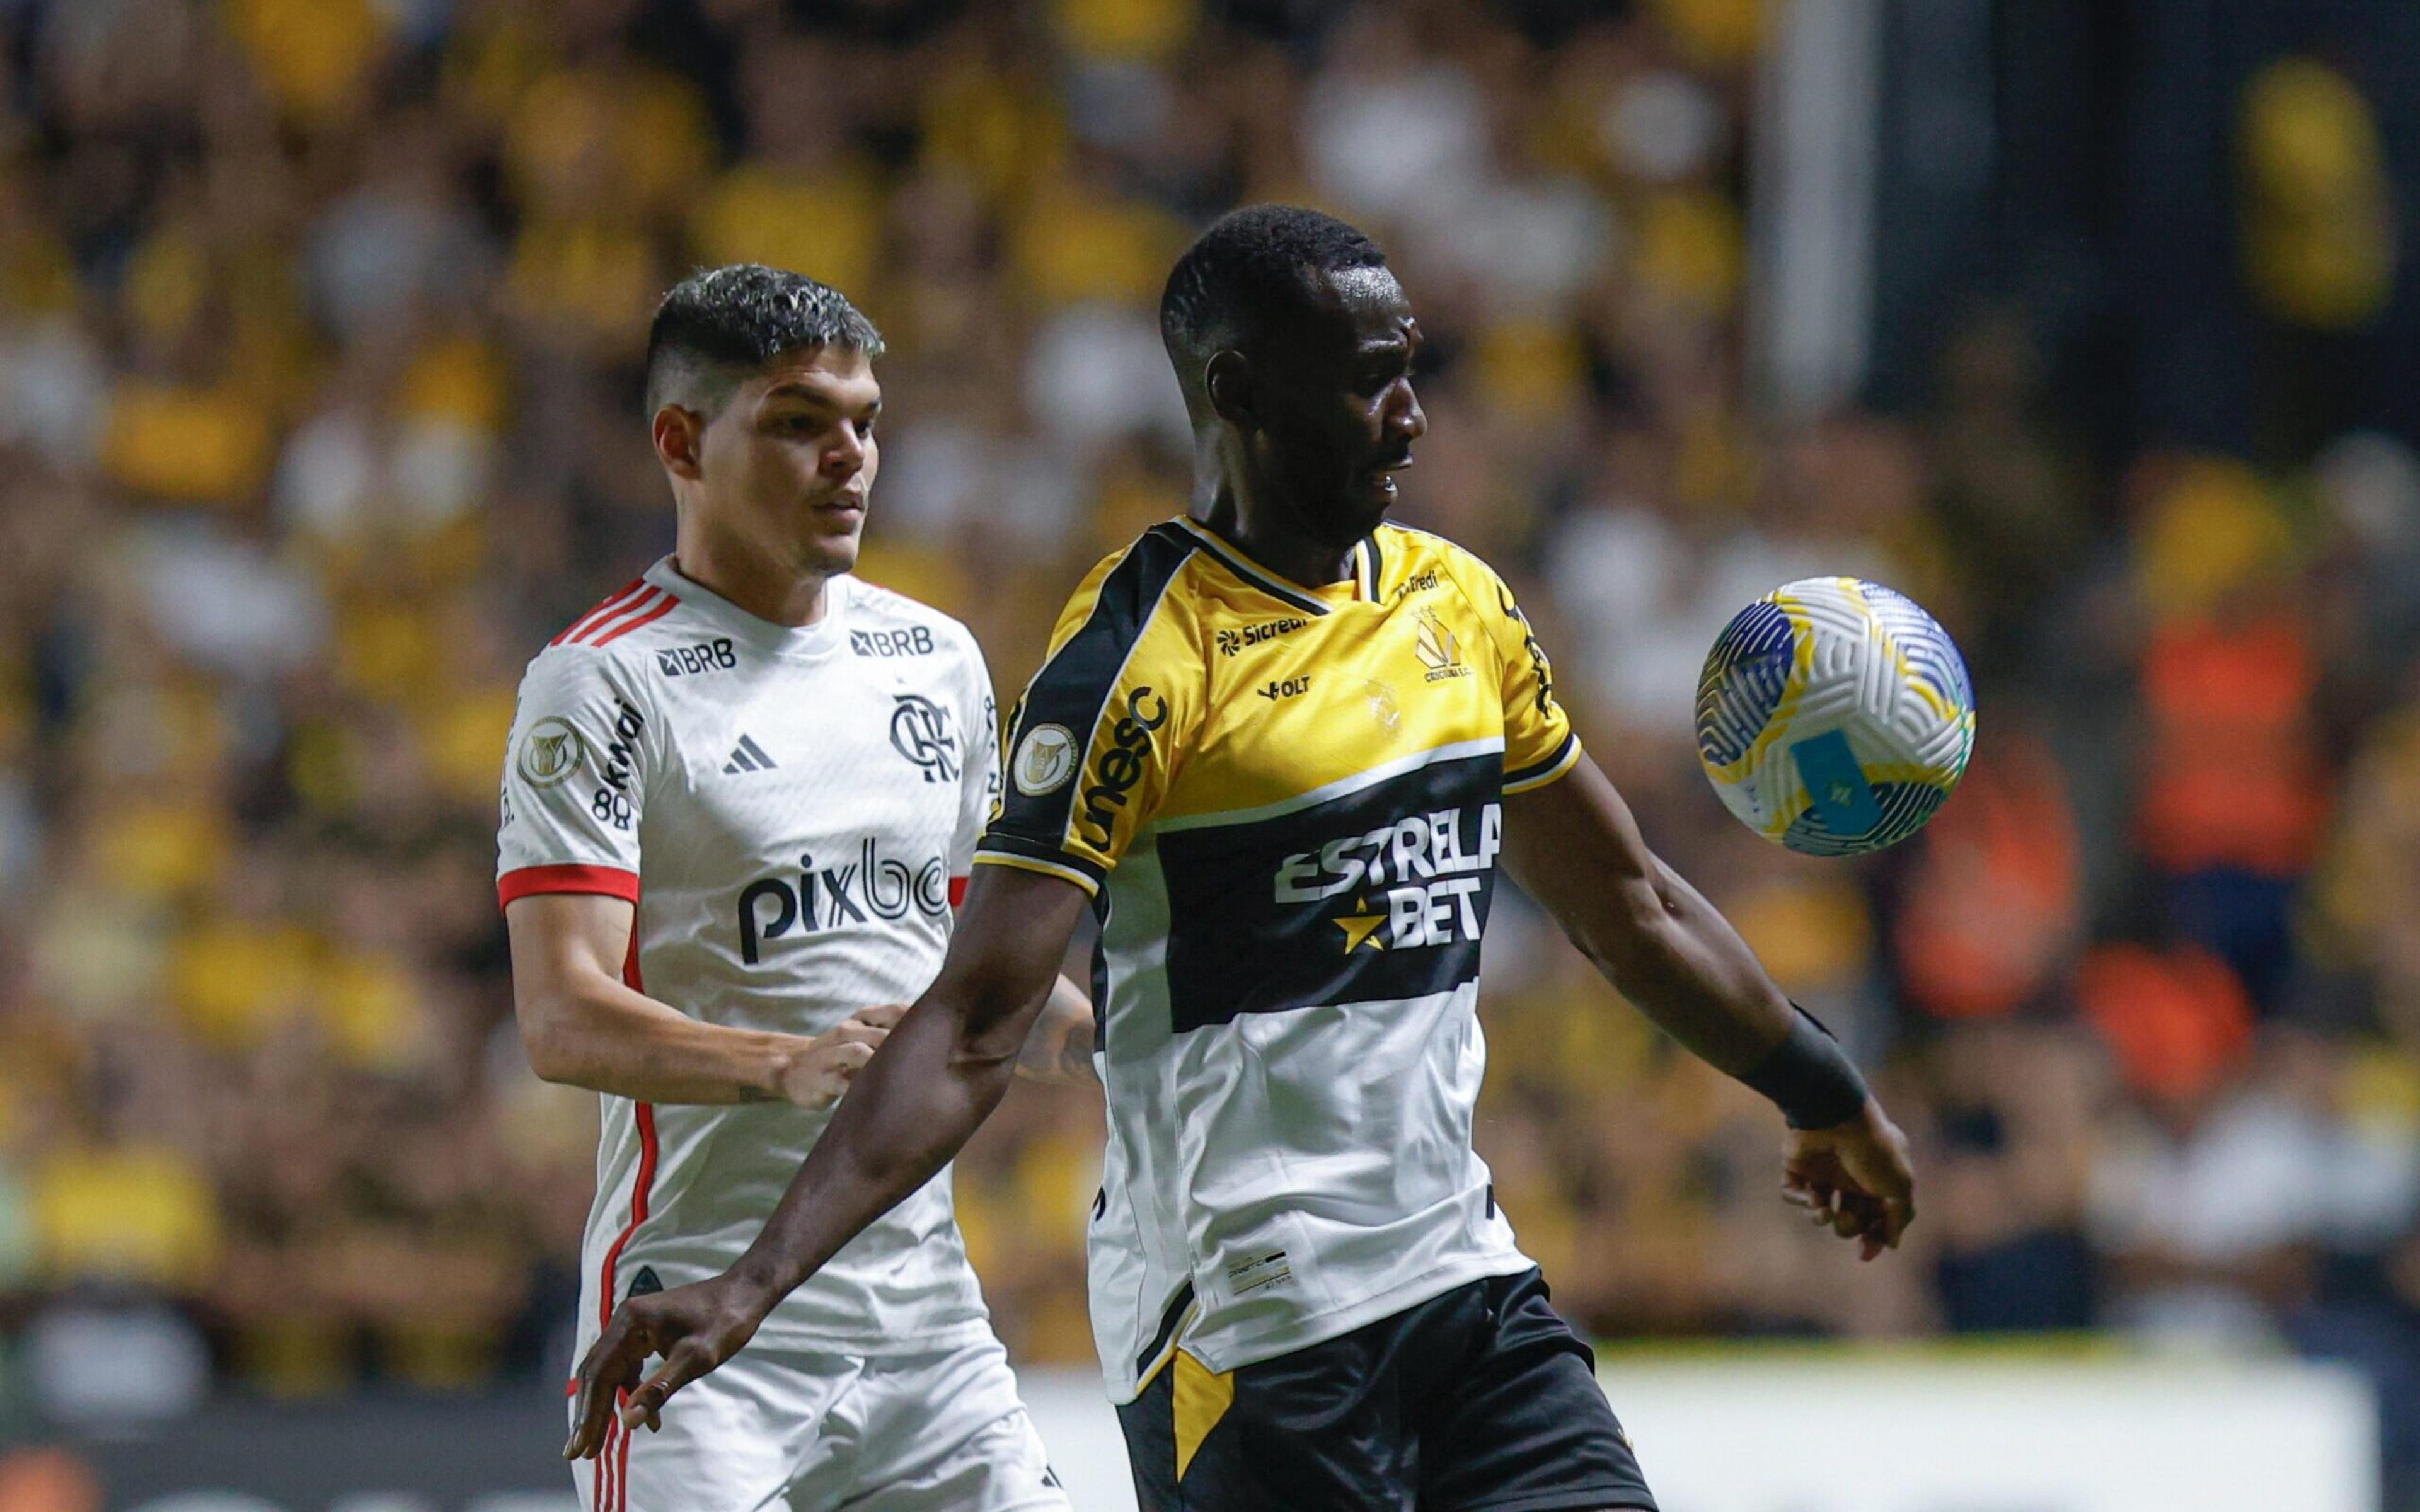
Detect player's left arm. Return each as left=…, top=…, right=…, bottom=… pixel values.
left=1468, top=555, right=1911, bottom=1258
left=1501, top=756, right=1915, bottom=1259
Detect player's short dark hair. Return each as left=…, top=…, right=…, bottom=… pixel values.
left=1159, top=205, right=1390, bottom=398
left=644, top=264, right=885, bottom=417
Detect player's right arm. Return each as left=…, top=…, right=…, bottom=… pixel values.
left=498, top=639, right=888, bottom=1109
left=507, top=893, right=896, bottom=1108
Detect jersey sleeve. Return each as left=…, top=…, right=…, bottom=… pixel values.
left=950, top=633, right=1001, bottom=903
left=1468, top=557, right=1581, bottom=793
left=495, top=646, right=657, bottom=908
left=977, top=531, right=1199, bottom=896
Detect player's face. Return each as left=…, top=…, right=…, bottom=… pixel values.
left=1247, top=265, right=1426, bottom=546
left=698, top=345, right=881, bottom=578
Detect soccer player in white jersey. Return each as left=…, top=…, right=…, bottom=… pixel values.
left=502, top=265, right=1088, bottom=1512
left=569, top=215, right=1920, bottom=1509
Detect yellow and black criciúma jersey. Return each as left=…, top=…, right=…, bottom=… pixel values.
left=976, top=515, right=1580, bottom=1401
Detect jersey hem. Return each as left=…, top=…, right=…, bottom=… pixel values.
left=579, top=1316, right=1001, bottom=1363
left=744, top=1317, right=1000, bottom=1359
left=1108, top=1247, right=1538, bottom=1400
left=498, top=863, right=642, bottom=910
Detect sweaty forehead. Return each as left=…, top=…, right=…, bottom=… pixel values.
left=1321, top=265, right=1410, bottom=329
left=1250, top=265, right=1412, bottom=357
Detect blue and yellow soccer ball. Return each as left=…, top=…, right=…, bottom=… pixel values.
left=1695, top=578, right=1976, bottom=856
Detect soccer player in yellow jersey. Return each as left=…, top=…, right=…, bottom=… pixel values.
left=570, top=207, right=1917, bottom=1510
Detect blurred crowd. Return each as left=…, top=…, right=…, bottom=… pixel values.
left=2, top=0, right=2420, bottom=1493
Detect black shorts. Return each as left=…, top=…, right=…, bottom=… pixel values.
left=1117, top=1268, right=1656, bottom=1511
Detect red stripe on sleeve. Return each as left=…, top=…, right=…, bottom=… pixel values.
left=570, top=586, right=660, bottom=646
left=552, top=578, right=647, bottom=646
left=592, top=594, right=680, bottom=646
left=498, top=864, right=640, bottom=910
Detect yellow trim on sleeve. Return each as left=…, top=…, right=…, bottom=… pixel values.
left=1503, top=735, right=1584, bottom=794
left=969, top=850, right=1102, bottom=896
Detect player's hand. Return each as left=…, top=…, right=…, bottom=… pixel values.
left=564, top=1272, right=773, bottom=1458
left=776, top=1003, right=908, bottom=1109
left=1780, top=1097, right=1915, bottom=1262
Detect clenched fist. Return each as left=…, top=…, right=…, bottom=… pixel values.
left=776, top=1003, right=908, bottom=1109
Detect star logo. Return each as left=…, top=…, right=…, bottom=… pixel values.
left=1334, top=898, right=1388, bottom=953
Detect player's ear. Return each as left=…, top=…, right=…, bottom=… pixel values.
left=1204, top=349, right=1255, bottom=428
left=653, top=404, right=706, bottom=481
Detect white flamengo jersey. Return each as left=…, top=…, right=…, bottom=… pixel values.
left=497, top=557, right=1003, bottom=1361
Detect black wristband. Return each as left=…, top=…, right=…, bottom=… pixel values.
left=1739, top=1005, right=1870, bottom=1130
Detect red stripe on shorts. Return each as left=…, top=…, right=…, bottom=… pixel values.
left=592, top=916, right=652, bottom=1509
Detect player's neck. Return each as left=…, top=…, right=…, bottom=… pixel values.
left=1199, top=487, right=1356, bottom=588
left=671, top=532, right=833, bottom=628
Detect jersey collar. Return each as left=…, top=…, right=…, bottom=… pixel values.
left=1170, top=517, right=1385, bottom=614
left=645, top=556, right=850, bottom=660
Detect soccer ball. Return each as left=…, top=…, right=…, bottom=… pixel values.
left=1695, top=577, right=1976, bottom=856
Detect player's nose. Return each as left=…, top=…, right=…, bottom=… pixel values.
left=1388, top=381, right=1427, bottom=445
left=823, top=427, right=869, bottom=477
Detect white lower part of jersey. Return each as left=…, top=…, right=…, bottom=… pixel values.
left=568, top=1334, right=1069, bottom=1512
left=1086, top=963, right=1534, bottom=1396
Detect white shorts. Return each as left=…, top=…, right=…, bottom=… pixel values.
left=570, top=1333, right=1072, bottom=1512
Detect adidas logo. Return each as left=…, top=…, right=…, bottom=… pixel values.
left=723, top=734, right=778, bottom=774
